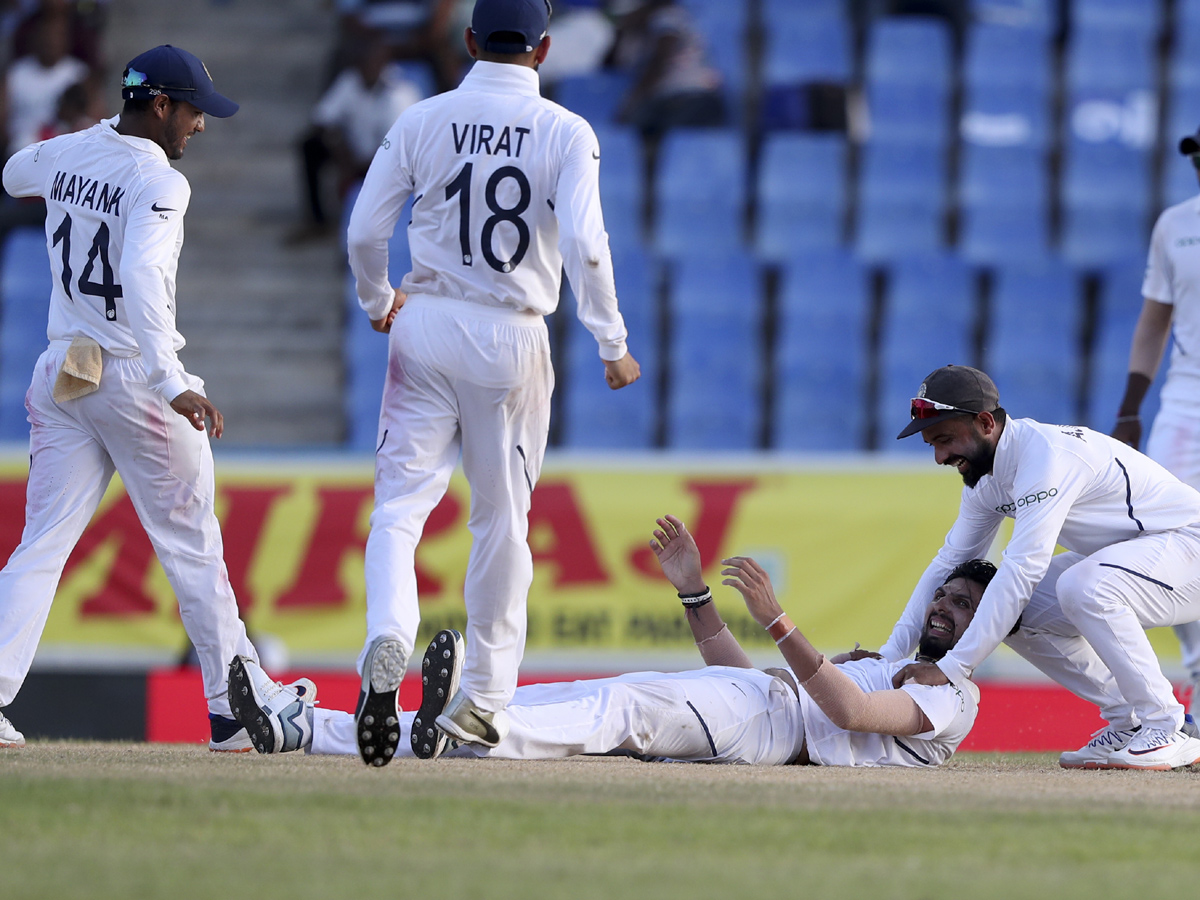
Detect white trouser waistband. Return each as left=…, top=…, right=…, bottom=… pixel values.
left=404, top=294, right=544, bottom=327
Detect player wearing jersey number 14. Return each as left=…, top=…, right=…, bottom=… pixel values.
left=0, top=45, right=266, bottom=751
left=345, top=0, right=640, bottom=766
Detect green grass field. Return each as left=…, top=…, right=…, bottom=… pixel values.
left=2, top=744, right=1199, bottom=899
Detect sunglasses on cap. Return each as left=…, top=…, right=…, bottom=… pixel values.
left=909, top=397, right=978, bottom=420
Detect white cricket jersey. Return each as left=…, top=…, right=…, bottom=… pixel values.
left=1143, top=195, right=1200, bottom=414
left=346, top=60, right=628, bottom=361
left=881, top=417, right=1200, bottom=681
left=2, top=116, right=193, bottom=401
left=797, top=657, right=979, bottom=767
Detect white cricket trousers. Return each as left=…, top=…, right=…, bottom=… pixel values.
left=0, top=343, right=256, bottom=715
left=362, top=295, right=553, bottom=713
left=1145, top=407, right=1200, bottom=681
left=1047, top=527, right=1200, bottom=733
left=311, top=667, right=806, bottom=765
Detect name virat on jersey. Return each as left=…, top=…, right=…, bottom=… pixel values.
left=49, top=170, right=124, bottom=216
left=451, top=122, right=530, bottom=157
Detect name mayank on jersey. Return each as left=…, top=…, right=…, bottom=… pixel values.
left=49, top=170, right=124, bottom=216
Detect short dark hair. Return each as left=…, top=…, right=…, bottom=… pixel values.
left=476, top=31, right=539, bottom=62
left=992, top=406, right=1007, bottom=426
left=945, top=558, right=997, bottom=591
left=122, top=96, right=154, bottom=115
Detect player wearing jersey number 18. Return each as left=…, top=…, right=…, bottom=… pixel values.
left=0, top=45, right=276, bottom=751
left=346, top=0, right=640, bottom=766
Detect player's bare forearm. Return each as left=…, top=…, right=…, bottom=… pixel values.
left=603, top=351, right=640, bottom=389
left=721, top=555, right=823, bottom=680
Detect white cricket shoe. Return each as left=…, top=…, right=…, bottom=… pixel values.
left=356, top=637, right=408, bottom=767
left=436, top=691, right=509, bottom=749
left=227, top=656, right=318, bottom=754
left=0, top=709, right=25, bottom=747
left=1104, top=727, right=1200, bottom=771
left=411, top=629, right=463, bottom=760
left=1059, top=725, right=1138, bottom=769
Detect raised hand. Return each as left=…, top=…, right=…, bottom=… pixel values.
left=648, top=514, right=705, bottom=594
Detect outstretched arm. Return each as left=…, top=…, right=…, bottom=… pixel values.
left=721, top=556, right=932, bottom=736
left=649, top=515, right=752, bottom=668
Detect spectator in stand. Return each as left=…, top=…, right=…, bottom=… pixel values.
left=287, top=29, right=423, bottom=244
left=609, top=0, right=724, bottom=138
left=36, top=78, right=100, bottom=141
left=332, top=0, right=460, bottom=93
left=3, top=8, right=87, bottom=157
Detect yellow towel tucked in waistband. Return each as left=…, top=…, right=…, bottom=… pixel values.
left=52, top=335, right=103, bottom=402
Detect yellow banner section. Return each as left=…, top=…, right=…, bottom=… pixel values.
left=0, top=456, right=1181, bottom=659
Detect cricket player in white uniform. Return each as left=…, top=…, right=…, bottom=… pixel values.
left=889, top=365, right=1200, bottom=770
left=0, top=46, right=268, bottom=751
left=345, top=0, right=640, bottom=767
left=1111, top=125, right=1200, bottom=716
left=227, top=516, right=985, bottom=769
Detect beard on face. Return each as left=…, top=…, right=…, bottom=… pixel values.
left=917, top=629, right=951, bottom=661
left=946, top=435, right=996, bottom=488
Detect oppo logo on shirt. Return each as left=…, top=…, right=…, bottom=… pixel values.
left=1176, top=236, right=1200, bottom=247
left=994, top=488, right=1059, bottom=515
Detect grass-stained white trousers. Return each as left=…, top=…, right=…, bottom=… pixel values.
left=362, top=295, right=553, bottom=712
left=0, top=343, right=256, bottom=714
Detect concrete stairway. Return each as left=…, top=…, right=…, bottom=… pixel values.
left=103, top=0, right=348, bottom=446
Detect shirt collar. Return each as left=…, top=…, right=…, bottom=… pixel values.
left=988, top=416, right=1017, bottom=486
left=101, top=114, right=170, bottom=165
left=459, top=60, right=541, bottom=96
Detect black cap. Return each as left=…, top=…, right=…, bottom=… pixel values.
left=121, top=45, right=238, bottom=118
left=896, top=365, right=1000, bottom=439
left=471, top=0, right=551, bottom=54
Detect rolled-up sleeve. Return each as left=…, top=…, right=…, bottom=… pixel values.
left=120, top=175, right=192, bottom=401
left=555, top=122, right=627, bottom=361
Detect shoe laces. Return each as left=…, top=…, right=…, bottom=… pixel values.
left=1088, top=726, right=1135, bottom=749
left=1130, top=727, right=1175, bottom=750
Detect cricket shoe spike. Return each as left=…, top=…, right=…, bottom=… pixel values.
left=356, top=637, right=407, bottom=767
left=227, top=656, right=316, bottom=754
left=411, top=629, right=463, bottom=760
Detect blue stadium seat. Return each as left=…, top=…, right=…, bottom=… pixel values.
left=0, top=227, right=51, bottom=441
left=1065, top=26, right=1155, bottom=93
left=969, top=0, right=1057, bottom=33
left=959, top=205, right=1051, bottom=267
left=761, top=0, right=844, bottom=24
left=984, top=261, right=1082, bottom=424
left=859, top=143, right=946, bottom=206
left=755, top=134, right=846, bottom=261
left=776, top=249, right=870, bottom=334
left=856, top=200, right=943, bottom=263
left=959, top=145, right=1048, bottom=209
left=1061, top=143, right=1151, bottom=213
left=864, top=82, right=951, bottom=147
left=555, top=71, right=632, bottom=127
left=762, top=15, right=852, bottom=86
left=1087, top=262, right=1165, bottom=429
left=681, top=1, right=749, bottom=101
left=665, top=253, right=761, bottom=449
left=653, top=129, right=745, bottom=258
left=1071, top=0, right=1163, bottom=36
left=865, top=18, right=953, bottom=90
left=963, top=24, right=1052, bottom=91
left=960, top=82, right=1052, bottom=148
left=876, top=255, right=978, bottom=449
left=1060, top=207, right=1148, bottom=269
left=562, top=248, right=659, bottom=449
left=593, top=127, right=644, bottom=253
left=1170, top=26, right=1200, bottom=89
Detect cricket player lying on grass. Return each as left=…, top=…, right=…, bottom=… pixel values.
left=227, top=515, right=991, bottom=767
